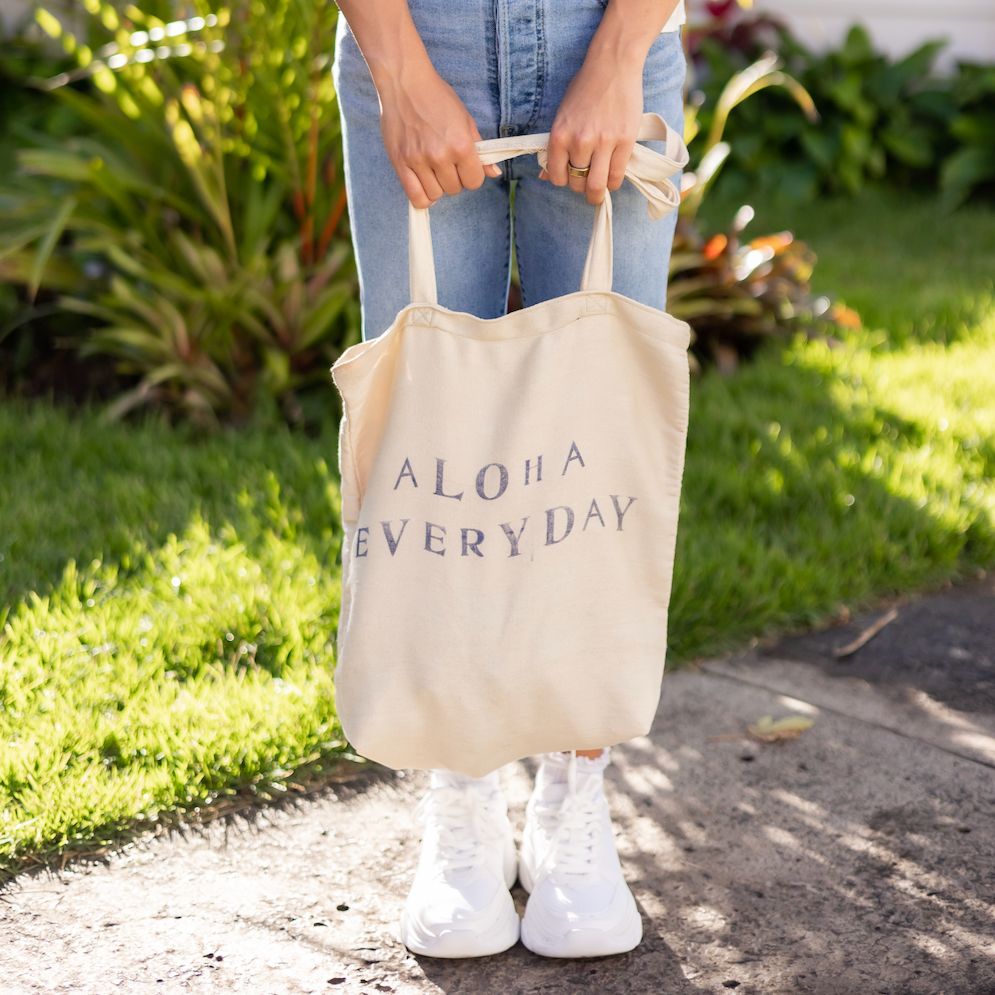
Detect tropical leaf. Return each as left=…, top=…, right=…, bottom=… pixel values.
left=29, top=195, right=77, bottom=301
left=940, top=147, right=995, bottom=208
left=1, top=0, right=359, bottom=421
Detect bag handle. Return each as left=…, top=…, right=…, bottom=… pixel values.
left=408, top=112, right=689, bottom=305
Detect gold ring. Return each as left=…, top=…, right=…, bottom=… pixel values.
left=568, top=162, right=591, bottom=178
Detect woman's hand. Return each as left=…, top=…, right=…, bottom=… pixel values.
left=378, top=63, right=502, bottom=209
left=543, top=0, right=681, bottom=205
left=336, top=0, right=500, bottom=210
left=543, top=58, right=645, bottom=207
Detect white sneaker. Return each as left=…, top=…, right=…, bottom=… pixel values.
left=519, top=750, right=642, bottom=958
left=400, top=771, right=520, bottom=958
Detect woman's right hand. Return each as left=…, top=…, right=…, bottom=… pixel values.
left=337, top=0, right=500, bottom=209
left=376, top=62, right=502, bottom=209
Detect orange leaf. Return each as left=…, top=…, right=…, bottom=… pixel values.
left=702, top=234, right=728, bottom=261
left=750, top=231, right=793, bottom=254
left=828, top=304, right=862, bottom=329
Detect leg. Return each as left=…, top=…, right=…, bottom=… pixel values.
left=334, top=2, right=522, bottom=958
left=333, top=4, right=512, bottom=340
left=519, top=747, right=642, bottom=957
left=508, top=16, right=685, bottom=959
left=513, top=27, right=686, bottom=308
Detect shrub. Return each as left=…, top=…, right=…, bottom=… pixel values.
left=689, top=17, right=995, bottom=207
left=673, top=51, right=858, bottom=368
left=1, top=0, right=359, bottom=422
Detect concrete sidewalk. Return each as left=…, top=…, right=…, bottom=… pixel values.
left=4, top=585, right=994, bottom=995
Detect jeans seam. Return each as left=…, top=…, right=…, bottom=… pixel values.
left=496, top=0, right=511, bottom=136
left=512, top=215, right=525, bottom=310
left=523, top=0, right=547, bottom=135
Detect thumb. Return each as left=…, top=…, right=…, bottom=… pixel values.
left=470, top=120, right=503, bottom=179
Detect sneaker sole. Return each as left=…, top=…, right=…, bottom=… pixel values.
left=520, top=897, right=643, bottom=958
left=400, top=904, right=520, bottom=959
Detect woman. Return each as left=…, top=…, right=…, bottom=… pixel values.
left=332, top=0, right=686, bottom=959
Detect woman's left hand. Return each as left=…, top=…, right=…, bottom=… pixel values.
left=543, top=56, right=644, bottom=206
left=543, top=0, right=680, bottom=204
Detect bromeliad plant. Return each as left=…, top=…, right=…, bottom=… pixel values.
left=1, top=0, right=358, bottom=420
left=669, top=51, right=859, bottom=370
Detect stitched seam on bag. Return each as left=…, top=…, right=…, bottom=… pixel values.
left=416, top=295, right=689, bottom=346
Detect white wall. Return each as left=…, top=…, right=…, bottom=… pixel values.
left=688, top=0, right=995, bottom=71
left=1, top=0, right=31, bottom=34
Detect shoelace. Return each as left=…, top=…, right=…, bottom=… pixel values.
left=414, top=785, right=507, bottom=873
left=532, top=752, right=605, bottom=884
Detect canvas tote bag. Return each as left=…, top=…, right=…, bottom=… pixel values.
left=332, top=113, right=691, bottom=777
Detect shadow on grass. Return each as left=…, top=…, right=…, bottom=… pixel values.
left=0, top=403, right=343, bottom=612
left=668, top=336, right=995, bottom=661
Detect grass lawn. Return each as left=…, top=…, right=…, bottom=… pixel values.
left=0, top=415, right=349, bottom=874
left=2, top=188, right=994, bottom=874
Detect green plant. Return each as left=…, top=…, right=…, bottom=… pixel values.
left=670, top=53, right=853, bottom=367
left=689, top=18, right=995, bottom=206
left=681, top=50, right=818, bottom=217
left=1, top=0, right=359, bottom=421
left=940, top=62, right=995, bottom=208
left=787, top=26, right=948, bottom=195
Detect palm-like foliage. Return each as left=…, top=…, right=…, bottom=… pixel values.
left=1, top=0, right=358, bottom=420
left=669, top=53, right=857, bottom=370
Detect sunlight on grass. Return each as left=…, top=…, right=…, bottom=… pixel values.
left=668, top=319, right=995, bottom=658
left=0, top=513, right=344, bottom=875
left=839, top=312, right=995, bottom=536
left=2, top=191, right=994, bottom=873
left=0, top=411, right=348, bottom=875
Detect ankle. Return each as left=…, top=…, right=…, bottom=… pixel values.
left=537, top=748, right=611, bottom=787
left=429, top=769, right=502, bottom=793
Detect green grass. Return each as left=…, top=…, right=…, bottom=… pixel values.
left=669, top=322, right=995, bottom=656
left=2, top=189, right=994, bottom=873
left=674, top=187, right=995, bottom=653
left=0, top=413, right=349, bottom=874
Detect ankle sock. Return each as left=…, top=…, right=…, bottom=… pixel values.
left=537, top=748, right=611, bottom=786
left=429, top=769, right=502, bottom=793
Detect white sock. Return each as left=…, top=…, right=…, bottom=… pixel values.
left=537, top=748, right=611, bottom=788
left=429, top=769, right=502, bottom=794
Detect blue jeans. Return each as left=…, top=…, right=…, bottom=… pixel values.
left=333, top=0, right=686, bottom=340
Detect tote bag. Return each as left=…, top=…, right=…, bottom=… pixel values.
left=332, top=114, right=691, bottom=776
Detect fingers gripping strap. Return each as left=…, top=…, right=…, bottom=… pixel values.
left=408, top=113, right=689, bottom=303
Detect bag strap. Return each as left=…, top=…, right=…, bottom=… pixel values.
left=408, top=112, right=689, bottom=305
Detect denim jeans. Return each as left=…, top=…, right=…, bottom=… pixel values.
left=333, top=0, right=686, bottom=340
